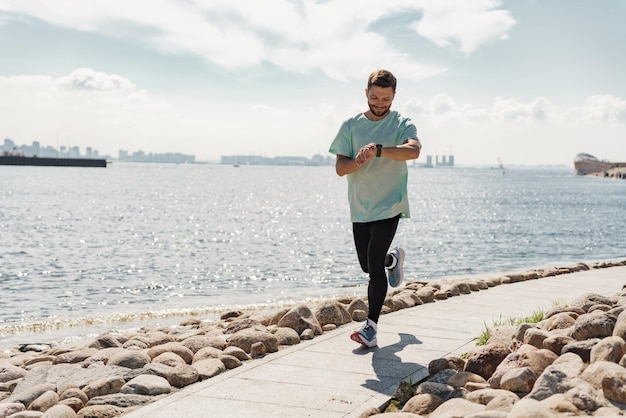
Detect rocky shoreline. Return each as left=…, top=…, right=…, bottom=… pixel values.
left=1, top=259, right=626, bottom=418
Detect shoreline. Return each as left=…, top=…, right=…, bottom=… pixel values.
left=2, top=259, right=626, bottom=417
left=1, top=259, right=616, bottom=354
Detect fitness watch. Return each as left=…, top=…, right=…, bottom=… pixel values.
left=375, top=144, right=383, bottom=157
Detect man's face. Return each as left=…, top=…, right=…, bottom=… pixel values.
left=366, top=85, right=395, bottom=118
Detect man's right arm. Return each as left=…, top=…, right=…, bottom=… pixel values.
left=335, top=155, right=360, bottom=176
left=335, top=143, right=377, bottom=176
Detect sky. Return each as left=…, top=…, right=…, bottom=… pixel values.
left=0, top=0, right=625, bottom=166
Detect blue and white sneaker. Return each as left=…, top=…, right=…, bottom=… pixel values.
left=350, top=319, right=378, bottom=347
left=387, top=247, right=405, bottom=287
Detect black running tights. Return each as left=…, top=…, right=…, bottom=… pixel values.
left=352, top=215, right=400, bottom=324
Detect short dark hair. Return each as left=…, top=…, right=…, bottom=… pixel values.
left=367, top=69, right=397, bottom=92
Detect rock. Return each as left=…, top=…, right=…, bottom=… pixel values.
left=180, top=336, right=226, bottom=353
left=277, top=304, right=322, bottom=336
left=191, top=358, right=226, bottom=380
left=313, top=301, right=352, bottom=327
left=347, top=298, right=368, bottom=316
left=590, top=335, right=626, bottom=363
left=447, top=371, right=485, bottom=388
left=465, top=388, right=518, bottom=405
left=82, top=376, right=125, bottom=398
left=612, top=309, right=626, bottom=340
left=85, top=393, right=158, bottom=408
left=75, top=404, right=123, bottom=418
left=464, top=344, right=511, bottom=380
left=525, top=354, right=583, bottom=401
left=0, top=363, right=28, bottom=383
left=569, top=293, right=614, bottom=312
left=53, top=348, right=99, bottom=365
left=218, top=354, right=241, bottom=370
left=569, top=312, right=616, bottom=340
left=4, top=383, right=56, bottom=407
left=87, top=334, right=122, bottom=350
left=500, top=367, right=536, bottom=393
left=147, top=343, right=194, bottom=364
left=580, top=360, right=624, bottom=388
left=223, top=318, right=261, bottom=334
left=9, top=411, right=45, bottom=417
left=429, top=397, right=485, bottom=417
left=40, top=404, right=77, bottom=418
left=602, top=369, right=626, bottom=404
left=250, top=341, right=267, bottom=358
left=564, top=379, right=604, bottom=413
left=192, top=346, right=223, bottom=362
left=401, top=393, right=444, bottom=415
left=542, top=335, right=575, bottom=355
left=227, top=328, right=278, bottom=354
left=273, top=327, right=300, bottom=346
left=523, top=327, right=551, bottom=349
left=428, top=357, right=465, bottom=376
left=57, top=397, right=84, bottom=413
left=507, top=398, right=557, bottom=417
left=222, top=346, right=250, bottom=361
left=121, top=375, right=171, bottom=396
left=561, top=338, right=600, bottom=362
left=544, top=312, right=576, bottom=331
left=0, top=402, right=25, bottom=417
left=59, top=388, right=88, bottom=405
left=106, top=350, right=150, bottom=369
left=167, top=364, right=199, bottom=388
left=29, top=390, right=59, bottom=412
left=151, top=352, right=187, bottom=367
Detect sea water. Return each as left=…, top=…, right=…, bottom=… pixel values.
left=1, top=162, right=625, bottom=350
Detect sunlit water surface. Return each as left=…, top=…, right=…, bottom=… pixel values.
left=1, top=163, right=624, bottom=350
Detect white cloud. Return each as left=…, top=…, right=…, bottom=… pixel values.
left=0, top=0, right=515, bottom=81
left=492, top=96, right=552, bottom=122
left=402, top=94, right=552, bottom=123
left=411, top=0, right=515, bottom=54
left=576, top=94, right=626, bottom=124
left=57, top=68, right=137, bottom=91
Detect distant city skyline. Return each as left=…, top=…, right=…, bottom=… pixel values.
left=2, top=137, right=194, bottom=163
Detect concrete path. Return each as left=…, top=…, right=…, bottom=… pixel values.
left=123, top=265, right=626, bottom=418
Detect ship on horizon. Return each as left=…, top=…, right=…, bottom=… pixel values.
left=574, top=153, right=626, bottom=175
left=0, top=150, right=108, bottom=168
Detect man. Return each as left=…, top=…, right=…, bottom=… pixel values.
left=329, top=69, right=421, bottom=348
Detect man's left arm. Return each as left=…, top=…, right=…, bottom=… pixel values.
left=379, top=138, right=421, bottom=161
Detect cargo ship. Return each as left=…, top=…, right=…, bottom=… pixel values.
left=574, top=153, right=626, bottom=176
left=0, top=152, right=107, bottom=168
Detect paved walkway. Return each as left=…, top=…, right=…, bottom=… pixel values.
left=124, top=265, right=626, bottom=418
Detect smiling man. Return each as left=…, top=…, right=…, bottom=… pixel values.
left=329, top=69, right=422, bottom=348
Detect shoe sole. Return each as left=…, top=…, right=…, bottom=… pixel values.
left=388, top=248, right=405, bottom=287
left=350, top=331, right=377, bottom=348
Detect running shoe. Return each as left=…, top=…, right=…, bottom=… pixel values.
left=387, top=247, right=405, bottom=287
left=350, top=319, right=378, bottom=347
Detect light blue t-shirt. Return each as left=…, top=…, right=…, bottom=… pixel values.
left=329, top=111, right=418, bottom=223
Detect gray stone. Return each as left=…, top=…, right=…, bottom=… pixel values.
left=277, top=304, right=322, bottom=336
left=121, top=375, right=171, bottom=396
left=82, top=376, right=125, bottom=399
left=190, top=358, right=225, bottom=380
left=273, top=327, right=300, bottom=346
left=106, top=350, right=150, bottom=369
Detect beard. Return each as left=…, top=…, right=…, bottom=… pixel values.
left=368, top=102, right=390, bottom=118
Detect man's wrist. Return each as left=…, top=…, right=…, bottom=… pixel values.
left=376, top=144, right=383, bottom=157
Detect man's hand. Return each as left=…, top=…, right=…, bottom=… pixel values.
left=355, top=143, right=377, bottom=166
